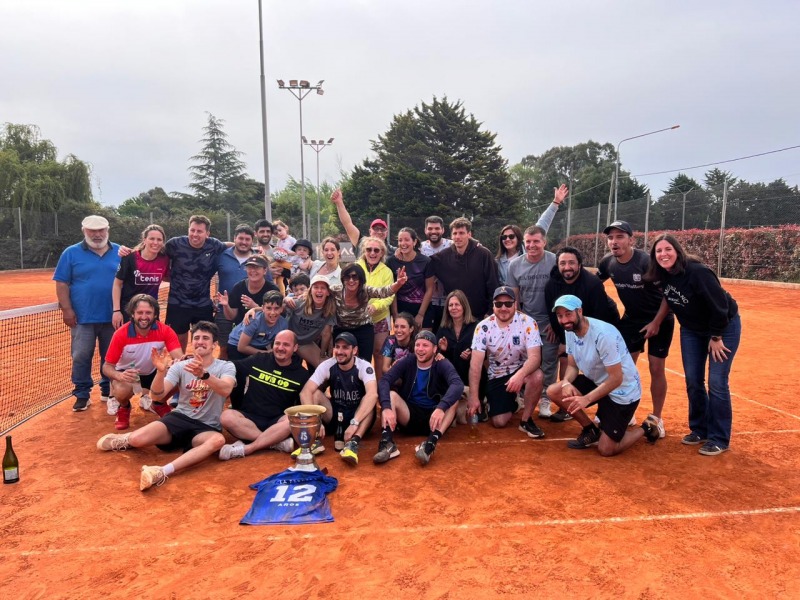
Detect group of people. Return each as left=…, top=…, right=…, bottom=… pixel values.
left=54, top=186, right=741, bottom=491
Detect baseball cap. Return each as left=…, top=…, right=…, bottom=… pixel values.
left=292, top=239, right=313, bottom=253
left=309, top=274, right=331, bottom=287
left=552, top=295, right=583, bottom=312
left=244, top=255, right=269, bottom=268
left=415, top=331, right=437, bottom=345
left=81, top=215, right=109, bottom=229
left=370, top=218, right=388, bottom=229
left=603, top=220, right=633, bottom=236
left=334, top=332, right=358, bottom=347
left=492, top=286, right=517, bottom=301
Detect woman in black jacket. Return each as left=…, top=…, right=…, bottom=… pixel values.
left=645, top=233, right=741, bottom=456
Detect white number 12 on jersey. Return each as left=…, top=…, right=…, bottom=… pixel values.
left=269, top=484, right=316, bottom=503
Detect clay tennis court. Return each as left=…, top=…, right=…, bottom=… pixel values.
left=1, top=269, right=799, bottom=599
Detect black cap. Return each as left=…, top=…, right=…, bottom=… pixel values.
left=493, top=285, right=517, bottom=301
left=603, top=220, right=633, bottom=236
left=292, top=239, right=313, bottom=253
left=244, top=254, right=269, bottom=268
left=334, top=332, right=358, bottom=347
left=415, top=331, right=437, bottom=345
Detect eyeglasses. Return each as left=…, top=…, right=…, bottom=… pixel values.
left=494, top=301, right=514, bottom=308
left=364, top=248, right=382, bottom=254
left=344, top=273, right=360, bottom=281
left=500, top=234, right=516, bottom=241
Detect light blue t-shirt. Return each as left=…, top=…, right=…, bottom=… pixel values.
left=565, top=317, right=641, bottom=405
left=228, top=313, right=288, bottom=350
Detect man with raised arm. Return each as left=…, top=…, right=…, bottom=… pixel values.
left=330, top=188, right=396, bottom=254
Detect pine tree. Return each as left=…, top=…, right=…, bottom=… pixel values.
left=188, top=113, right=246, bottom=207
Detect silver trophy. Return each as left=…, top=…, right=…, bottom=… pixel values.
left=285, top=405, right=326, bottom=471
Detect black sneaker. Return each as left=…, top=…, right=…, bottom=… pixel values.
left=415, top=441, right=436, bottom=466
left=681, top=432, right=707, bottom=446
left=373, top=440, right=400, bottom=464
left=518, top=419, right=545, bottom=439
left=567, top=425, right=601, bottom=449
left=478, top=403, right=490, bottom=423
left=72, top=397, right=91, bottom=412
left=549, top=408, right=573, bottom=423
left=641, top=415, right=660, bottom=443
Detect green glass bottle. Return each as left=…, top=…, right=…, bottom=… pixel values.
left=3, top=435, right=19, bottom=484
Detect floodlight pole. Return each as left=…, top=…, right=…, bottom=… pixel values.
left=277, top=79, right=325, bottom=239
left=613, top=125, right=680, bottom=221
left=257, top=0, right=271, bottom=220
left=303, top=137, right=335, bottom=244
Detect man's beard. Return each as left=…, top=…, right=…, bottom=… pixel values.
left=85, top=234, right=109, bottom=249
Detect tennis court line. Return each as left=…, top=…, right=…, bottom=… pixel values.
left=665, top=367, right=800, bottom=422
left=10, top=505, right=800, bottom=554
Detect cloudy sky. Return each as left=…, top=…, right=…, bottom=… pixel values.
left=2, top=0, right=798, bottom=207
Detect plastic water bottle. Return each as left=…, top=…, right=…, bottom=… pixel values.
left=130, top=362, right=142, bottom=395
left=469, top=413, right=480, bottom=439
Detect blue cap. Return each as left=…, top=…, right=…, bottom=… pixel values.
left=493, top=286, right=517, bottom=301
left=552, top=295, right=583, bottom=312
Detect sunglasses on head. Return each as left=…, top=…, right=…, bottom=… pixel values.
left=344, top=273, right=360, bottom=280
left=364, top=248, right=381, bottom=254
left=494, top=300, right=514, bottom=308
left=500, top=234, right=516, bottom=241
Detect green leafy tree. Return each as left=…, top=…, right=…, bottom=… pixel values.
left=650, top=173, right=709, bottom=230
left=342, top=97, right=522, bottom=223
left=188, top=113, right=247, bottom=209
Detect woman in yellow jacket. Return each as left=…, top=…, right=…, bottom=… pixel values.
left=356, top=236, right=395, bottom=379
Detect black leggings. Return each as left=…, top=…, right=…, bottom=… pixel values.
left=333, top=323, right=375, bottom=361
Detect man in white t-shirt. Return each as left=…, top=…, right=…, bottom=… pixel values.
left=469, top=286, right=545, bottom=438
left=546, top=295, right=660, bottom=456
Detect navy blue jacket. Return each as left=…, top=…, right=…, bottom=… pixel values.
left=378, top=355, right=464, bottom=411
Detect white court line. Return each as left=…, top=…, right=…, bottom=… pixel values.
left=9, top=505, right=800, bottom=554
left=665, top=366, right=800, bottom=422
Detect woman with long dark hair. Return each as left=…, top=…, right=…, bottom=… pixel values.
left=644, top=233, right=741, bottom=456
left=380, top=312, right=418, bottom=373
left=333, top=262, right=407, bottom=361
left=387, top=227, right=434, bottom=330
left=309, top=236, right=342, bottom=288
left=495, top=224, right=523, bottom=285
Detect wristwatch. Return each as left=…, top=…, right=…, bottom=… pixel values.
left=200, top=371, right=211, bottom=380
left=350, top=418, right=360, bottom=427
left=710, top=336, right=721, bottom=342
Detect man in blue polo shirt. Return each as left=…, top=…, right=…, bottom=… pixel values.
left=54, top=215, right=120, bottom=412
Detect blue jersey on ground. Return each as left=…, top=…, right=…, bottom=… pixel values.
left=241, top=469, right=339, bottom=525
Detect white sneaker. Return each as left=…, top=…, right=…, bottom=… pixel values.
left=101, top=395, right=110, bottom=403
left=139, top=394, right=152, bottom=412
left=219, top=440, right=246, bottom=461
left=538, top=398, right=553, bottom=418
left=649, top=414, right=666, bottom=438
left=271, top=437, right=295, bottom=453
left=106, top=396, right=120, bottom=416
left=593, top=415, right=601, bottom=425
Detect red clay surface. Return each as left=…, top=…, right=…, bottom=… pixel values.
left=1, top=270, right=799, bottom=599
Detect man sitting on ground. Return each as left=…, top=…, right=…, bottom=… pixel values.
left=96, top=321, right=236, bottom=491
left=374, top=331, right=464, bottom=466
left=218, top=330, right=311, bottom=461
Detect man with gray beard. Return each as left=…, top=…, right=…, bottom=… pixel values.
left=54, top=215, right=121, bottom=412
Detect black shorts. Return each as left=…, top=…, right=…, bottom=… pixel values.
left=423, top=304, right=444, bottom=332
left=571, top=375, right=639, bottom=443
left=238, top=410, right=282, bottom=438
left=215, top=312, right=234, bottom=347
left=617, top=315, right=675, bottom=359
left=486, top=372, right=518, bottom=417
left=140, top=370, right=157, bottom=390
left=165, top=303, right=214, bottom=335
left=156, top=411, right=221, bottom=452
left=399, top=403, right=437, bottom=436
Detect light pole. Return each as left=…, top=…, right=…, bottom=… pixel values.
left=303, top=137, right=334, bottom=244
left=680, top=186, right=695, bottom=231
left=277, top=79, right=324, bottom=239
left=257, top=0, right=271, bottom=221
left=613, top=125, right=680, bottom=221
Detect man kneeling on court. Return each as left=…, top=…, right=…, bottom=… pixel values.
left=217, top=330, right=311, bottom=460
left=97, top=321, right=236, bottom=490
left=299, top=332, right=378, bottom=466
left=547, top=295, right=659, bottom=455
left=374, top=331, right=464, bottom=466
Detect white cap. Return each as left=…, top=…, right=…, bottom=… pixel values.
left=81, top=215, right=109, bottom=229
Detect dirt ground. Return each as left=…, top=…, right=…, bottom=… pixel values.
left=1, top=270, right=799, bottom=599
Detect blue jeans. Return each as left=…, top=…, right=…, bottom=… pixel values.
left=70, top=322, right=115, bottom=399
left=679, top=314, right=741, bottom=448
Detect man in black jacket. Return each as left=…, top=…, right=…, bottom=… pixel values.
left=375, top=331, right=464, bottom=466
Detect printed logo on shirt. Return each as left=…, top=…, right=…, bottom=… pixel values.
left=512, top=336, right=520, bottom=346
left=134, top=270, right=163, bottom=285
left=366, top=366, right=374, bottom=375
left=633, top=274, right=642, bottom=282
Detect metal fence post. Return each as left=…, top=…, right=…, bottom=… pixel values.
left=226, top=211, right=231, bottom=241
left=566, top=164, right=573, bottom=241
left=644, top=192, right=651, bottom=252
left=18, top=207, right=24, bottom=269
left=717, top=180, right=728, bottom=276
left=594, top=203, right=602, bottom=267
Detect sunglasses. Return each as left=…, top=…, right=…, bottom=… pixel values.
left=344, top=273, right=360, bottom=280
left=494, top=301, right=514, bottom=308
left=364, top=248, right=382, bottom=254
left=500, top=234, right=516, bottom=241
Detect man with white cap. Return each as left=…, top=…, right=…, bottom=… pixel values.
left=54, top=215, right=120, bottom=412
left=597, top=220, right=673, bottom=438
left=469, top=285, right=545, bottom=439
left=546, top=295, right=660, bottom=455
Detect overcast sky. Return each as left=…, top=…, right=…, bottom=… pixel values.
left=2, top=0, right=798, bottom=208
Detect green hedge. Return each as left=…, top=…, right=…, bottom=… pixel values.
left=563, top=225, right=800, bottom=283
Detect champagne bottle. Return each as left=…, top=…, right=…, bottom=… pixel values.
left=130, top=362, right=143, bottom=395
left=334, top=411, right=345, bottom=451
left=3, top=435, right=19, bottom=484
